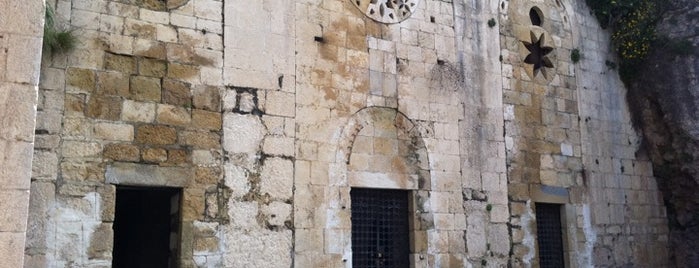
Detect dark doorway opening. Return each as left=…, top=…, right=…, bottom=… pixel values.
left=112, top=186, right=181, bottom=268
left=351, top=188, right=410, bottom=268
left=535, top=203, right=565, bottom=268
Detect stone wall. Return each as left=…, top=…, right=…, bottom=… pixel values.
left=501, top=0, right=669, bottom=267
left=0, top=1, right=44, bottom=268
left=25, top=0, right=226, bottom=266
left=17, top=0, right=675, bottom=267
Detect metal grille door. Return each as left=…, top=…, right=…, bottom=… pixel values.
left=535, top=203, right=565, bottom=268
left=351, top=188, right=410, bottom=268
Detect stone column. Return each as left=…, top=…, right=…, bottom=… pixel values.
left=0, top=1, right=44, bottom=267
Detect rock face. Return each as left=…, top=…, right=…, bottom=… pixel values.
left=626, top=0, right=699, bottom=266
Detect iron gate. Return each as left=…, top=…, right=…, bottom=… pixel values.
left=351, top=188, right=410, bottom=268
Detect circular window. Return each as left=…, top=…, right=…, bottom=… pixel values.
left=351, top=0, right=421, bottom=24
left=529, top=7, right=544, bottom=26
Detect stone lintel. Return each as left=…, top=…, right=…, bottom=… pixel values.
left=530, top=184, right=568, bottom=204
left=105, top=162, right=192, bottom=187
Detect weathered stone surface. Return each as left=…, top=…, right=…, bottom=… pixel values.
left=105, top=162, right=193, bottom=187
left=139, top=58, right=167, bottom=77
left=191, top=109, right=221, bottom=130
left=94, top=123, right=134, bottom=141
left=142, top=148, right=167, bottom=163
left=193, top=86, right=221, bottom=112
left=222, top=114, right=264, bottom=153
left=103, top=143, right=140, bottom=162
left=156, top=104, right=191, bottom=126
left=135, top=125, right=177, bottom=145
left=130, top=75, right=162, bottom=102
left=104, top=53, right=136, bottom=74
left=162, top=79, right=192, bottom=107
left=66, top=68, right=96, bottom=92
left=61, top=141, right=102, bottom=158
left=180, top=131, right=220, bottom=149
left=259, top=157, right=293, bottom=200
left=97, top=71, right=130, bottom=96
left=122, top=100, right=156, bottom=122
left=0, top=190, right=30, bottom=232
left=86, top=95, right=122, bottom=120
left=88, top=223, right=113, bottom=259
left=195, top=167, right=221, bottom=185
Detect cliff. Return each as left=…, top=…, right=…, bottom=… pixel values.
left=626, top=0, right=699, bottom=266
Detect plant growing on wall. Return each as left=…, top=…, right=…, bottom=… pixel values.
left=43, top=4, right=76, bottom=54
left=584, top=0, right=668, bottom=79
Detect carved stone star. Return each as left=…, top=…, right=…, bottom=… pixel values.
left=522, top=31, right=554, bottom=79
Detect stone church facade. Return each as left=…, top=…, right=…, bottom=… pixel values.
left=0, top=0, right=669, bottom=267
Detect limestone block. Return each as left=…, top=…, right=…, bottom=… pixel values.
left=139, top=58, right=167, bottom=78
left=0, top=0, right=43, bottom=35
left=161, top=80, right=191, bottom=108
left=105, top=162, right=193, bottom=187
left=0, top=83, right=38, bottom=142
left=223, top=164, right=250, bottom=198
left=192, top=150, right=216, bottom=165
left=31, top=151, right=58, bottom=179
left=171, top=13, right=197, bottom=29
left=122, top=100, right=156, bottom=122
left=133, top=39, right=167, bottom=59
left=34, top=134, right=60, bottom=150
left=192, top=109, right=222, bottom=130
left=96, top=185, right=115, bottom=221
left=5, top=36, right=42, bottom=84
left=96, top=71, right=129, bottom=97
left=104, top=53, right=136, bottom=74
left=167, top=63, right=200, bottom=84
left=87, top=223, right=113, bottom=259
left=101, top=32, right=134, bottom=55
left=195, top=166, right=221, bottom=185
left=0, top=232, right=26, bottom=268
left=156, top=24, right=178, bottom=43
left=86, top=95, right=122, bottom=120
left=140, top=9, right=169, bottom=24
left=260, top=201, right=292, bottom=227
left=262, top=136, right=294, bottom=157
left=166, top=149, right=188, bottom=166
left=180, top=131, right=220, bottom=149
left=60, top=160, right=104, bottom=183
left=222, top=229, right=292, bottom=268
left=193, top=85, right=221, bottom=112
left=25, top=182, right=54, bottom=253
left=196, top=19, right=223, bottom=35
left=66, top=68, right=97, bottom=93
left=103, top=143, right=140, bottom=162
left=106, top=1, right=138, bottom=17
left=142, top=148, right=167, bottom=163
left=156, top=104, right=192, bottom=126
left=62, top=117, right=92, bottom=139
left=99, top=14, right=124, bottom=34
left=39, top=68, right=65, bottom=90
left=130, top=76, right=162, bottom=102
left=62, top=141, right=102, bottom=158
left=222, top=114, right=264, bottom=153
left=135, top=125, right=177, bottom=145
left=194, top=0, right=222, bottom=21
left=183, top=188, right=205, bottom=221
left=294, top=228, right=323, bottom=253
left=179, top=28, right=205, bottom=49
left=0, top=189, right=29, bottom=232
left=466, top=213, right=487, bottom=257
left=94, top=122, right=134, bottom=141
left=259, top=158, right=293, bottom=200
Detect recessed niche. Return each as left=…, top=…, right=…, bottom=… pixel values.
left=530, top=7, right=544, bottom=26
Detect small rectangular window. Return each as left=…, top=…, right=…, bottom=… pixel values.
left=351, top=188, right=410, bottom=268
left=535, top=203, right=565, bottom=268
